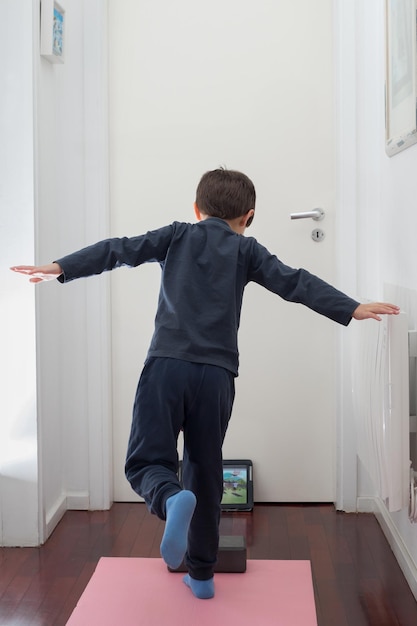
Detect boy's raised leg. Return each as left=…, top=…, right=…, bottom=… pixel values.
left=160, top=490, right=196, bottom=569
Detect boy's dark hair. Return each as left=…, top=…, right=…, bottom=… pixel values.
left=195, top=168, right=256, bottom=226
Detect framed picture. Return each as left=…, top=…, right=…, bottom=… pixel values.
left=40, top=0, right=66, bottom=64
left=385, top=0, right=417, bottom=156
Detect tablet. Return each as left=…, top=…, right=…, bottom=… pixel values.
left=221, top=460, right=253, bottom=512
left=178, top=459, right=253, bottom=512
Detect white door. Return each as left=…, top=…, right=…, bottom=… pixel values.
left=109, top=0, right=338, bottom=502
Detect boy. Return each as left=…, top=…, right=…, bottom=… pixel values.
left=11, top=168, right=399, bottom=599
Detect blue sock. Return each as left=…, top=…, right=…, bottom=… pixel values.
left=160, top=490, right=196, bottom=569
left=183, top=574, right=215, bottom=599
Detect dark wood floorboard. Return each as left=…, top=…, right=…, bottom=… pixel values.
left=0, top=503, right=416, bottom=625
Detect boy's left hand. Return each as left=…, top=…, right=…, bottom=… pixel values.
left=352, top=302, right=400, bottom=321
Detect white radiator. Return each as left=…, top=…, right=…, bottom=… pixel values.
left=352, top=312, right=409, bottom=512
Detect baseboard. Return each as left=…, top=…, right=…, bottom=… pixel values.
left=358, top=496, right=417, bottom=602
left=356, top=496, right=376, bottom=513
left=45, top=491, right=90, bottom=542
left=45, top=494, right=67, bottom=540
left=66, top=490, right=90, bottom=511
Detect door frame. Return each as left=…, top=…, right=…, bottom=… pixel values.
left=85, top=0, right=359, bottom=511
left=82, top=0, right=113, bottom=510
left=334, top=0, right=359, bottom=512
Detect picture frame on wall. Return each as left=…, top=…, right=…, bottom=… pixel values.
left=385, top=0, right=417, bottom=156
left=40, top=0, right=66, bottom=64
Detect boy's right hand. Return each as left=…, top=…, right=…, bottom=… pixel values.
left=10, top=263, right=63, bottom=283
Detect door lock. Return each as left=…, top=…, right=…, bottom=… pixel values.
left=311, top=228, right=325, bottom=242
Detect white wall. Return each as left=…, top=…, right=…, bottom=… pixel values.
left=35, top=0, right=90, bottom=538
left=0, top=0, right=39, bottom=546
left=353, top=1, right=417, bottom=298
left=35, top=0, right=112, bottom=539
left=1, top=0, right=110, bottom=545
left=345, top=0, right=417, bottom=596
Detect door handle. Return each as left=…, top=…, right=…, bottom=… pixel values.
left=290, top=208, right=325, bottom=221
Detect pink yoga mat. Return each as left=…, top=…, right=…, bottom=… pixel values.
left=67, top=558, right=317, bottom=625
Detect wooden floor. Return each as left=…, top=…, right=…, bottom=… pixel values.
left=1, top=503, right=417, bottom=625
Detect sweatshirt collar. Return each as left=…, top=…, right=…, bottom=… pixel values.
left=199, top=217, right=233, bottom=231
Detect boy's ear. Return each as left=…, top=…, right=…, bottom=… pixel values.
left=194, top=202, right=203, bottom=221
left=241, top=209, right=255, bottom=228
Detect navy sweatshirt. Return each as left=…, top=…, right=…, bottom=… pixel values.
left=55, top=217, right=359, bottom=376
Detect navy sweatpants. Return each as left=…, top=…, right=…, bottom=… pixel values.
left=125, top=357, right=235, bottom=580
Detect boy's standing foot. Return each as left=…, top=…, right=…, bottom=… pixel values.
left=183, top=574, right=215, bottom=599
left=160, top=490, right=196, bottom=569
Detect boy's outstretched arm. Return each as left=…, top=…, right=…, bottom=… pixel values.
left=10, top=263, right=63, bottom=283
left=352, top=302, right=400, bottom=321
